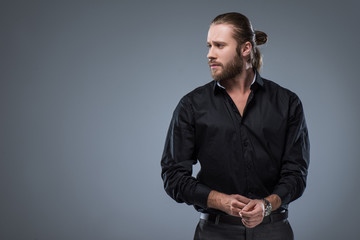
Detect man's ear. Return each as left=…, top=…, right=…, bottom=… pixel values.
left=241, top=41, right=252, bottom=58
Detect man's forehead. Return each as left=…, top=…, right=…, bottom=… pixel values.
left=207, top=24, right=235, bottom=42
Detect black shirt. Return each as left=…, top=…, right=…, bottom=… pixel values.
left=161, top=70, right=310, bottom=213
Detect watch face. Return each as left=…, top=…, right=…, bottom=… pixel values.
left=263, top=199, right=272, bottom=216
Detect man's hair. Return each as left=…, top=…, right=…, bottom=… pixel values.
left=211, top=12, right=268, bottom=71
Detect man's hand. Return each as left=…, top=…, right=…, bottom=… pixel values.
left=240, top=194, right=282, bottom=228
left=239, top=199, right=265, bottom=228
left=207, top=190, right=250, bottom=217
left=207, top=192, right=282, bottom=228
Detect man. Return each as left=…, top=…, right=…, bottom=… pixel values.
left=161, top=12, right=309, bottom=240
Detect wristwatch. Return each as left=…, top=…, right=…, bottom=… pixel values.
left=262, top=198, right=272, bottom=216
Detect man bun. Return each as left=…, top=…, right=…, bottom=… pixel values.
left=254, top=30, right=267, bottom=46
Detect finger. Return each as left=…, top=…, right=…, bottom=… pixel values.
left=242, top=218, right=248, bottom=227
left=231, top=200, right=246, bottom=209
left=241, top=209, right=264, bottom=220
left=241, top=207, right=264, bottom=221
left=234, top=195, right=251, bottom=204
left=242, top=217, right=262, bottom=228
left=229, top=205, right=242, bottom=216
left=241, top=214, right=263, bottom=222
left=242, top=218, right=256, bottom=228
left=242, top=205, right=263, bottom=216
left=242, top=213, right=265, bottom=227
left=242, top=200, right=256, bottom=212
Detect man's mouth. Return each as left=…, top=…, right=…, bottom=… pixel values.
left=209, top=63, right=221, bottom=68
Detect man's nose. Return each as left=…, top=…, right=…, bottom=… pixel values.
left=207, top=47, right=216, bottom=60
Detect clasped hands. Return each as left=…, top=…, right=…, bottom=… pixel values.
left=207, top=191, right=266, bottom=228
left=225, top=194, right=265, bottom=228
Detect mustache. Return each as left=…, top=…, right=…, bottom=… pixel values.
left=208, top=61, right=223, bottom=67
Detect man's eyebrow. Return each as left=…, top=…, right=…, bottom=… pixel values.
left=207, top=41, right=227, bottom=45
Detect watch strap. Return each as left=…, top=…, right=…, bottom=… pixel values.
left=262, top=198, right=272, bottom=216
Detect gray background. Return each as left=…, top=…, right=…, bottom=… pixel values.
left=1, top=0, right=359, bottom=239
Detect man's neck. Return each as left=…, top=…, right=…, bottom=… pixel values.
left=221, top=66, right=254, bottom=94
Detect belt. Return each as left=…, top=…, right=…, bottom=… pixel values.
left=200, top=210, right=288, bottom=225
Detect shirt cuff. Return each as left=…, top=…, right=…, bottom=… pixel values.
left=272, top=185, right=292, bottom=205
left=192, top=183, right=212, bottom=209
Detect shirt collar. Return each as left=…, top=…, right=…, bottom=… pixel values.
left=213, top=68, right=264, bottom=93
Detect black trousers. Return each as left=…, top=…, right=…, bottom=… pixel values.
left=194, top=215, right=294, bottom=240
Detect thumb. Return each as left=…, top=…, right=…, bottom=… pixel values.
left=242, top=201, right=255, bottom=212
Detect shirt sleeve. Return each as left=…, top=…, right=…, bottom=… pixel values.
left=272, top=94, right=310, bottom=205
left=161, top=97, right=212, bottom=209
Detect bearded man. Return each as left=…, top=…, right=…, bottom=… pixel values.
left=161, top=12, right=310, bottom=240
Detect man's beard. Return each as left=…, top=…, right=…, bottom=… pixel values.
left=210, top=54, right=243, bottom=82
